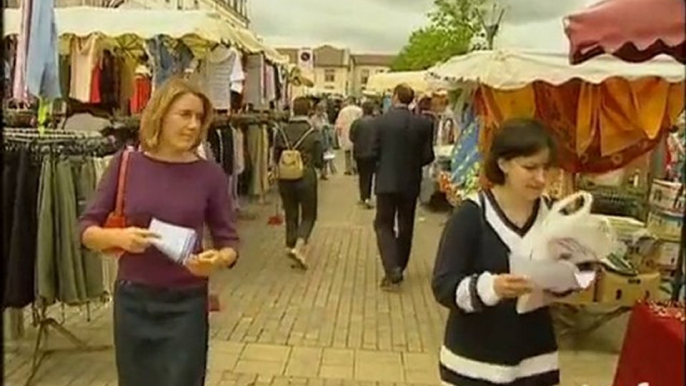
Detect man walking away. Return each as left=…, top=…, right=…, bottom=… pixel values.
left=335, top=97, right=363, bottom=175
left=371, top=84, right=435, bottom=290
left=349, top=101, right=377, bottom=208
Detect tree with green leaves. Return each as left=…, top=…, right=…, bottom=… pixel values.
left=391, top=0, right=503, bottom=71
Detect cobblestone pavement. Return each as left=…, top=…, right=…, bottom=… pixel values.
left=4, top=169, right=622, bottom=386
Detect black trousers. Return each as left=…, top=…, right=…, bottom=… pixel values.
left=3, top=149, right=40, bottom=308
left=114, top=280, right=209, bottom=386
left=374, top=192, right=418, bottom=281
left=279, top=170, right=318, bottom=248
left=355, top=158, right=375, bottom=201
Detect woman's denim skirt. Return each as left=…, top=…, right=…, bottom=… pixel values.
left=113, top=280, right=209, bottom=386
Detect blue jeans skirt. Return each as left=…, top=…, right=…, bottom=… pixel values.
left=113, top=280, right=209, bottom=386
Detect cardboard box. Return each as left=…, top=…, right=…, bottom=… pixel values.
left=649, top=180, right=684, bottom=216
left=646, top=210, right=682, bottom=242
left=597, top=270, right=661, bottom=306
left=554, top=279, right=598, bottom=305
left=655, top=240, right=680, bottom=269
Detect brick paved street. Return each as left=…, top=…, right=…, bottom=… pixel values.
left=4, top=169, right=622, bottom=386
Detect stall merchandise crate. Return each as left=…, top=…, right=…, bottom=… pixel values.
left=648, top=179, right=684, bottom=216
left=646, top=210, right=683, bottom=242
left=554, top=278, right=599, bottom=305
left=654, top=240, right=680, bottom=270
left=597, top=270, right=661, bottom=307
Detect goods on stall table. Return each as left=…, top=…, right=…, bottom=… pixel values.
left=649, top=180, right=685, bottom=215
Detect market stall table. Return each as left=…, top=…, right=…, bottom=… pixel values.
left=612, top=302, right=685, bottom=386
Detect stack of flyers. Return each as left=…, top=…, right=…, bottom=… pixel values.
left=148, top=218, right=198, bottom=264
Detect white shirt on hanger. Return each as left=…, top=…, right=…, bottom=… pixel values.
left=205, top=46, right=235, bottom=110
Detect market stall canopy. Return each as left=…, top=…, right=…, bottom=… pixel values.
left=428, top=50, right=684, bottom=174
left=365, top=71, right=433, bottom=95
left=3, top=6, right=285, bottom=63
left=427, top=49, right=685, bottom=89
left=564, top=0, right=686, bottom=64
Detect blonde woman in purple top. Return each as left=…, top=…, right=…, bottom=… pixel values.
left=79, top=77, right=239, bottom=386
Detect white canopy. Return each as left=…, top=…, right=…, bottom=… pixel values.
left=3, top=7, right=287, bottom=63
left=427, top=50, right=685, bottom=90
left=365, top=71, right=433, bottom=94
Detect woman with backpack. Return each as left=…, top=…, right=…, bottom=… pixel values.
left=275, top=97, right=324, bottom=270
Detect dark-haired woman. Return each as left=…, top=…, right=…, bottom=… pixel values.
left=276, top=97, right=324, bottom=269
left=432, top=118, right=560, bottom=386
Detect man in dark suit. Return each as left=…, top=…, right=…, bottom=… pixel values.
left=349, top=101, right=377, bottom=208
left=371, top=84, right=435, bottom=290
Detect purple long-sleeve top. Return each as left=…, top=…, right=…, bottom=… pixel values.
left=78, top=150, right=240, bottom=288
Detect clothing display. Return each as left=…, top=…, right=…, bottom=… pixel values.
left=245, top=54, right=266, bottom=108
left=3, top=129, right=117, bottom=308
left=70, top=35, right=102, bottom=103
left=25, top=0, right=61, bottom=99
left=246, top=124, right=271, bottom=197
left=130, top=68, right=152, bottom=114
left=207, top=125, right=236, bottom=177
left=204, top=46, right=235, bottom=110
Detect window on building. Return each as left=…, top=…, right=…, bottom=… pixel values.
left=324, top=69, right=335, bottom=83
left=194, top=0, right=199, bottom=8
left=361, top=69, right=370, bottom=85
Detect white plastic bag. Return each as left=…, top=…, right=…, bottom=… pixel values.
left=512, top=191, right=615, bottom=313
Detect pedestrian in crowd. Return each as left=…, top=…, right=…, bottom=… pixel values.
left=78, top=77, right=239, bottom=386
left=372, top=84, right=435, bottom=290
left=311, top=100, right=337, bottom=180
left=335, top=96, right=363, bottom=175
left=275, top=96, right=324, bottom=270
left=349, top=100, right=377, bottom=208
left=432, top=118, right=562, bottom=386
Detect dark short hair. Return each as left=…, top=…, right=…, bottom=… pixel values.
left=361, top=101, right=375, bottom=115
left=417, top=96, right=432, bottom=113
left=484, top=118, right=556, bottom=185
left=292, top=97, right=312, bottom=116
left=393, top=84, right=414, bottom=105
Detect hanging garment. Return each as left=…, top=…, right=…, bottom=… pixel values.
left=100, top=50, right=120, bottom=108
left=70, top=35, right=102, bottom=102
left=146, top=36, right=175, bottom=88
left=247, top=125, right=270, bottom=197
left=245, top=54, right=265, bottom=108
left=264, top=65, right=276, bottom=103
left=130, top=74, right=152, bottom=114
left=230, top=50, right=246, bottom=94
left=204, top=46, right=235, bottom=110
left=90, top=60, right=102, bottom=104
left=3, top=149, right=40, bottom=309
left=25, top=0, right=61, bottom=99
left=12, top=0, right=32, bottom=101
left=233, top=127, right=246, bottom=175
left=119, top=55, right=137, bottom=114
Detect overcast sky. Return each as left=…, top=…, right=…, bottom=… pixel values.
left=248, top=0, right=601, bottom=54
left=249, top=0, right=434, bottom=53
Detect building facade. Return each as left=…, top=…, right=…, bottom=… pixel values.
left=3, top=0, right=249, bottom=28
left=277, top=45, right=394, bottom=97
left=350, top=54, right=393, bottom=96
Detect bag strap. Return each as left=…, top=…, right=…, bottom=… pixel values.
left=292, top=127, right=315, bottom=150
left=113, top=148, right=132, bottom=216
left=278, top=127, right=293, bottom=150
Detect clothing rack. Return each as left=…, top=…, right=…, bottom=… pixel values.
left=24, top=304, right=110, bottom=386
left=3, top=129, right=116, bottom=385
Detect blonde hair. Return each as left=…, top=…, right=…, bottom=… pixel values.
left=139, top=77, right=214, bottom=152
